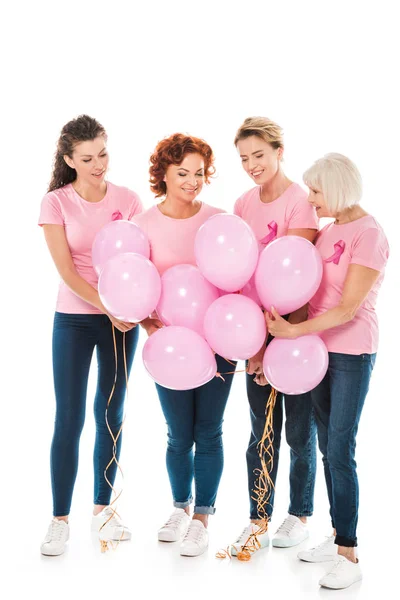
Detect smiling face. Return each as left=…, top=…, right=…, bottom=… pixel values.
left=64, top=136, right=109, bottom=187
left=164, top=153, right=205, bottom=203
left=307, top=185, right=333, bottom=218
left=237, top=135, right=283, bottom=185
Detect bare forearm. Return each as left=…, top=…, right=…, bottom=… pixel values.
left=59, top=268, right=105, bottom=312
left=292, top=305, right=355, bottom=337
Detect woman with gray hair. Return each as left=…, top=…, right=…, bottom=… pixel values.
left=266, top=153, right=389, bottom=589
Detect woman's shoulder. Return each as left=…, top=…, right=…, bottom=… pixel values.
left=201, top=202, right=226, bottom=217
left=285, top=182, right=308, bottom=204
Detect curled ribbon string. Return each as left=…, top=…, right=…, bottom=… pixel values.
left=325, top=240, right=345, bottom=265
left=217, top=387, right=277, bottom=561
left=259, top=221, right=278, bottom=245
left=99, top=326, right=129, bottom=553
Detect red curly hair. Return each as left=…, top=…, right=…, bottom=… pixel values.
left=149, top=133, right=216, bottom=198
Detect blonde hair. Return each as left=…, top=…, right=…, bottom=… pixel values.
left=234, top=116, right=284, bottom=149
left=303, top=153, right=362, bottom=212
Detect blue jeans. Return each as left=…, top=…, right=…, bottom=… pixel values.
left=311, top=352, right=376, bottom=547
left=155, top=355, right=236, bottom=515
left=51, top=312, right=139, bottom=516
left=246, top=374, right=317, bottom=520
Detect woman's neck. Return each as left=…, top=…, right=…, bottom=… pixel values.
left=335, top=205, right=368, bottom=224
left=72, top=179, right=107, bottom=203
left=260, top=169, right=292, bottom=204
left=158, top=195, right=202, bottom=219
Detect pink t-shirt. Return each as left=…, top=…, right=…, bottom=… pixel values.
left=309, top=215, right=389, bottom=354
left=132, top=203, right=224, bottom=275
left=234, top=182, right=318, bottom=245
left=39, top=181, right=143, bottom=314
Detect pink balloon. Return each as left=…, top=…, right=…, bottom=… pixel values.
left=92, top=220, right=150, bottom=275
left=98, top=252, right=161, bottom=322
left=263, top=335, right=328, bottom=395
left=204, top=294, right=266, bottom=360
left=157, top=264, right=219, bottom=336
left=255, top=236, right=323, bottom=314
left=143, top=326, right=217, bottom=390
left=195, top=214, right=258, bottom=292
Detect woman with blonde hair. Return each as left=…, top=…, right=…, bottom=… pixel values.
left=267, top=153, right=389, bottom=589
left=231, top=116, right=319, bottom=554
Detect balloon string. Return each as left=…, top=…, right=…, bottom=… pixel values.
left=216, top=387, right=277, bottom=561
left=99, top=326, right=129, bottom=553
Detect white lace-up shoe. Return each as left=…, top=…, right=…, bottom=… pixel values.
left=231, top=523, right=269, bottom=556
left=91, top=507, right=131, bottom=541
left=319, top=556, right=362, bottom=589
left=298, top=535, right=337, bottom=562
left=272, top=514, right=309, bottom=547
left=40, top=519, right=69, bottom=556
left=180, top=520, right=209, bottom=557
left=158, top=508, right=191, bottom=542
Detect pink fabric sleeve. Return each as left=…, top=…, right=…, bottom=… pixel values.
left=128, top=190, right=144, bottom=219
left=288, top=198, right=318, bottom=230
left=350, top=227, right=389, bottom=271
left=233, top=195, right=243, bottom=218
left=38, top=193, right=64, bottom=226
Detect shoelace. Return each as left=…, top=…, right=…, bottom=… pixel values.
left=184, top=524, right=205, bottom=543
left=329, top=557, right=347, bottom=574
left=311, top=536, right=334, bottom=554
left=275, top=518, right=297, bottom=536
left=235, top=527, right=253, bottom=544
left=102, top=509, right=126, bottom=529
left=48, top=520, right=66, bottom=541
left=163, top=513, right=187, bottom=530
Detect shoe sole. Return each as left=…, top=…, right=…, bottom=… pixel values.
left=320, top=575, right=362, bottom=589
left=272, top=532, right=309, bottom=548
left=158, top=533, right=180, bottom=542
left=180, top=547, right=208, bottom=557
left=298, top=554, right=336, bottom=563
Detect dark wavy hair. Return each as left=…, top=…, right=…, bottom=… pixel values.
left=149, top=133, right=215, bottom=198
left=48, top=115, right=107, bottom=192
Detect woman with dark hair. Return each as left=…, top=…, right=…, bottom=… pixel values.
left=133, top=133, right=236, bottom=557
left=39, top=115, right=143, bottom=556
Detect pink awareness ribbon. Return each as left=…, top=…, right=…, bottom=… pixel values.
left=111, top=210, right=123, bottom=221
left=325, top=240, right=345, bottom=264
left=260, top=221, right=278, bottom=245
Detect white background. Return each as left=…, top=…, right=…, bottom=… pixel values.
left=2, top=1, right=399, bottom=598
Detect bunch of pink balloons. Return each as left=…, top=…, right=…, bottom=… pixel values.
left=92, top=220, right=161, bottom=323
left=94, top=213, right=328, bottom=394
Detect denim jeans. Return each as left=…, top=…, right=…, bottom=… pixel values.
left=155, top=355, right=236, bottom=515
left=51, top=312, right=139, bottom=516
left=246, top=374, right=317, bottom=520
left=311, top=352, right=376, bottom=547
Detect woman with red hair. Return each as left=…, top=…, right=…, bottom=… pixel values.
left=133, top=133, right=236, bottom=557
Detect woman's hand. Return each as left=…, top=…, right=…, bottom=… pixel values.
left=107, top=313, right=137, bottom=333
left=140, top=317, right=164, bottom=336
left=265, top=307, right=298, bottom=338
left=248, top=347, right=268, bottom=386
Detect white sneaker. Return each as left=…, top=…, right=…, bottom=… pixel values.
left=272, top=515, right=309, bottom=548
left=180, top=520, right=209, bottom=557
left=231, top=523, right=269, bottom=556
left=319, top=556, right=362, bottom=589
left=40, top=518, right=69, bottom=556
left=91, top=507, right=131, bottom=541
left=298, top=535, right=337, bottom=562
left=158, top=508, right=191, bottom=542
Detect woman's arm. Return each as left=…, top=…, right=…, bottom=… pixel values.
left=266, top=264, right=381, bottom=338
left=43, top=224, right=135, bottom=332
left=287, top=228, right=318, bottom=243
